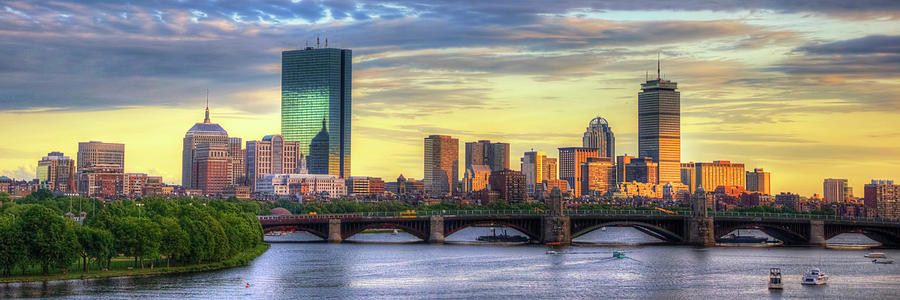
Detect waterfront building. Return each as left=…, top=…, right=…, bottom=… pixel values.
left=77, top=141, right=125, bottom=172
left=464, top=165, right=492, bottom=193
left=581, top=157, right=615, bottom=197
left=625, top=157, right=658, bottom=184
left=558, top=147, right=599, bottom=198
left=681, top=162, right=696, bottom=193
left=192, top=143, right=231, bottom=195
left=255, top=173, right=347, bottom=198
left=521, top=151, right=552, bottom=196
left=36, top=152, right=76, bottom=193
left=638, top=65, right=681, bottom=184
left=616, top=155, right=634, bottom=184
left=182, top=105, right=229, bottom=188
left=745, top=168, right=770, bottom=195
left=489, top=169, right=528, bottom=203
left=823, top=178, right=851, bottom=203
left=228, top=137, right=246, bottom=186
left=424, top=135, right=459, bottom=196
left=693, top=161, right=746, bottom=191
left=465, top=140, right=510, bottom=172
left=582, top=116, right=615, bottom=159
left=281, top=47, right=351, bottom=178
left=864, top=180, right=899, bottom=219
left=346, top=177, right=385, bottom=197
left=245, top=134, right=307, bottom=191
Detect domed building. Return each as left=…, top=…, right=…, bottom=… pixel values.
left=182, top=104, right=231, bottom=194
left=583, top=116, right=615, bottom=159
left=271, top=207, right=292, bottom=216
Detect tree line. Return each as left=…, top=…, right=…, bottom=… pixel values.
left=0, top=191, right=263, bottom=276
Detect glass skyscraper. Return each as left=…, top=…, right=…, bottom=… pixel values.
left=638, top=68, right=681, bottom=184
left=281, top=47, right=351, bottom=178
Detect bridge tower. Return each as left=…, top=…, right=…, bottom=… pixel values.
left=541, top=187, right=571, bottom=244
left=687, top=187, right=715, bottom=246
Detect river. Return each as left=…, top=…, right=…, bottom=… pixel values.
left=2, top=227, right=899, bottom=299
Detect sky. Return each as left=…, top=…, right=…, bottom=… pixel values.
left=1, top=0, right=899, bottom=196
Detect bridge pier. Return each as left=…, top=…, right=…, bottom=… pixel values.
left=808, top=220, right=826, bottom=247
left=429, top=216, right=444, bottom=244
left=541, top=216, right=571, bottom=244
left=328, top=219, right=342, bottom=243
left=687, top=217, right=715, bottom=246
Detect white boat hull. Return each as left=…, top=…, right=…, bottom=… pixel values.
left=801, top=276, right=828, bottom=285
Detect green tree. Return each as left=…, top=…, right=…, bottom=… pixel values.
left=157, top=217, right=189, bottom=267
left=111, top=216, right=162, bottom=268
left=76, top=226, right=114, bottom=272
left=0, top=214, right=26, bottom=276
left=19, top=205, right=80, bottom=275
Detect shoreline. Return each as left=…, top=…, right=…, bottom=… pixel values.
left=0, top=244, right=270, bottom=284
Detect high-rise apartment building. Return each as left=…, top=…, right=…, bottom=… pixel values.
left=583, top=116, right=615, bottom=159
left=558, top=147, right=599, bottom=198
left=77, top=141, right=125, bottom=172
left=745, top=168, right=771, bottom=195
left=424, top=135, right=459, bottom=196
left=638, top=65, right=681, bottom=184
left=694, top=161, right=745, bottom=191
left=581, top=157, right=615, bottom=197
left=245, top=134, right=307, bottom=191
left=228, top=137, right=245, bottom=186
left=464, top=165, right=492, bottom=193
left=465, top=140, right=510, bottom=172
left=521, top=151, right=552, bottom=196
left=823, top=178, right=851, bottom=203
left=489, top=169, right=528, bottom=203
left=616, top=155, right=634, bottom=184
left=36, top=152, right=76, bottom=193
left=192, top=143, right=231, bottom=195
left=864, top=180, right=899, bottom=219
left=681, top=162, right=697, bottom=193
left=281, top=47, right=351, bottom=178
left=182, top=106, right=229, bottom=188
left=546, top=158, right=558, bottom=181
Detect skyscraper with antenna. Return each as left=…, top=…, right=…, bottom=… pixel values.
left=638, top=54, right=681, bottom=184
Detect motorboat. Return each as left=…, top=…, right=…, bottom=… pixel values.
left=613, top=250, right=626, bottom=259
left=600, top=227, right=607, bottom=232
left=546, top=249, right=563, bottom=255
left=391, top=229, right=399, bottom=235
left=865, top=252, right=887, bottom=258
left=768, top=268, right=784, bottom=290
left=873, top=258, right=894, bottom=264
left=477, top=228, right=529, bottom=243
left=801, top=268, right=828, bottom=285
left=716, top=231, right=769, bottom=244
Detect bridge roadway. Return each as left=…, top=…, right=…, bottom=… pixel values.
left=258, top=210, right=900, bottom=247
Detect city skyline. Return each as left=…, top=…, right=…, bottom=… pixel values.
left=2, top=1, right=900, bottom=196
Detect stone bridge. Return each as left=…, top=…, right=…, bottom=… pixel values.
left=258, top=210, right=900, bottom=247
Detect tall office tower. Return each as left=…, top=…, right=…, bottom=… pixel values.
left=864, top=180, right=899, bottom=219
left=694, top=161, right=745, bottom=190
left=36, top=152, right=76, bottom=193
left=465, top=140, right=510, bottom=172
left=745, top=168, right=771, bottom=195
left=581, top=157, right=615, bottom=197
left=424, top=135, right=459, bottom=196
left=616, top=155, right=634, bottom=183
left=583, top=116, right=615, bottom=159
left=281, top=46, right=351, bottom=178
left=558, top=147, right=599, bottom=198
left=638, top=61, right=681, bottom=184
left=625, top=157, right=658, bottom=184
left=192, top=143, right=231, bottom=195
left=823, top=178, right=850, bottom=203
left=681, top=162, right=697, bottom=193
left=521, top=151, right=549, bottom=196
left=228, top=137, right=245, bottom=186
left=183, top=105, right=229, bottom=188
left=77, top=141, right=125, bottom=172
left=245, top=134, right=307, bottom=190
left=546, top=157, right=558, bottom=181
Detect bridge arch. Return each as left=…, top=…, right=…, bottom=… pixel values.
left=825, top=226, right=900, bottom=247
left=263, top=225, right=328, bottom=240
left=341, top=222, right=429, bottom=241
left=444, top=220, right=542, bottom=241
left=571, top=221, right=684, bottom=243
left=716, top=223, right=808, bottom=245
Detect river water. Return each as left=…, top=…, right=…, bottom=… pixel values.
left=3, top=227, right=899, bottom=299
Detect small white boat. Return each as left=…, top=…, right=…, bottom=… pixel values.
left=768, top=268, right=784, bottom=290
left=600, top=227, right=607, bottom=232
left=546, top=250, right=563, bottom=255
left=873, top=258, right=894, bottom=264
left=801, top=268, right=829, bottom=285
left=865, top=252, right=887, bottom=258
left=391, top=229, right=399, bottom=235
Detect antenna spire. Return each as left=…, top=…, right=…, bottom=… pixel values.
left=657, top=51, right=661, bottom=80
left=204, top=89, right=210, bottom=123
left=325, top=38, right=328, bottom=47
left=317, top=37, right=320, bottom=48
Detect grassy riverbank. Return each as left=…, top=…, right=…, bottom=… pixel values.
left=0, top=243, right=269, bottom=284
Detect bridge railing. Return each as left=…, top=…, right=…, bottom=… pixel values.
left=710, top=211, right=900, bottom=224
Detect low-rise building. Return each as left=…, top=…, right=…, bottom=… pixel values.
left=255, top=174, right=346, bottom=198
